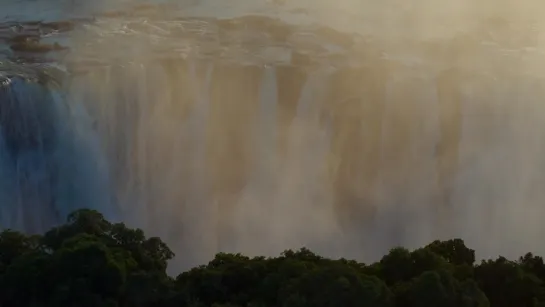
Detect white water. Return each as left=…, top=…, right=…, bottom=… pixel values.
left=0, top=77, right=114, bottom=232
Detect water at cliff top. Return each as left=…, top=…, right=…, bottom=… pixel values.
left=2, top=0, right=545, bottom=270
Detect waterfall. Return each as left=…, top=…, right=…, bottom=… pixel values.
left=0, top=75, right=114, bottom=233
left=2, top=11, right=545, bottom=270
left=4, top=55, right=545, bottom=267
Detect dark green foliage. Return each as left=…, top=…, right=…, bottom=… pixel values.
left=475, top=257, right=545, bottom=307
left=425, top=239, right=476, bottom=266
left=0, top=209, right=544, bottom=307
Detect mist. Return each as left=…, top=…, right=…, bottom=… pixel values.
left=3, top=0, right=545, bottom=271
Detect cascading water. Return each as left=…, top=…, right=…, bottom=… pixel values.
left=2, top=2, right=545, bottom=270
left=0, top=73, right=115, bottom=233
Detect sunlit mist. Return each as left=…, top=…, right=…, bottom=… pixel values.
left=2, top=0, right=545, bottom=271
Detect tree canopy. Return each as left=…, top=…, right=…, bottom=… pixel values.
left=0, top=209, right=542, bottom=306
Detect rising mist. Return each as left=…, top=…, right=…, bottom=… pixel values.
left=2, top=0, right=545, bottom=271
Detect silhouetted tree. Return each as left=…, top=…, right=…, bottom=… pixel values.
left=1, top=209, right=545, bottom=307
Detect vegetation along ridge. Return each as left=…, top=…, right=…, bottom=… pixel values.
left=0, top=209, right=544, bottom=306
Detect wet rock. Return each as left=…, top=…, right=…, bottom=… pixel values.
left=7, top=34, right=40, bottom=44
left=10, top=41, right=68, bottom=53
left=41, top=21, right=75, bottom=32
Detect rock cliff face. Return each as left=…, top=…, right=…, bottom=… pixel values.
left=2, top=8, right=545, bottom=267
